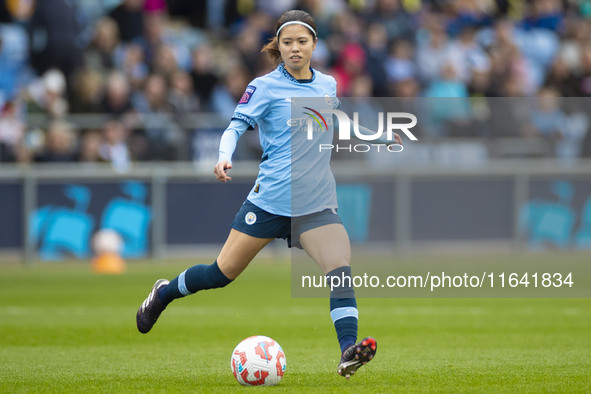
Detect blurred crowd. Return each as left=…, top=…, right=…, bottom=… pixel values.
left=1, top=0, right=591, bottom=166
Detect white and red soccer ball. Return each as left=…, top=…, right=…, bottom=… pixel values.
left=230, top=335, right=286, bottom=386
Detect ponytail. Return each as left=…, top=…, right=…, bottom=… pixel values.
left=261, top=37, right=282, bottom=66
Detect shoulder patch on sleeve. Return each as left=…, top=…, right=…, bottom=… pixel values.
left=238, top=85, right=257, bottom=104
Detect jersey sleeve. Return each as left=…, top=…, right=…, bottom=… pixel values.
left=328, top=75, right=341, bottom=109
left=231, top=79, right=271, bottom=130
left=218, top=119, right=249, bottom=163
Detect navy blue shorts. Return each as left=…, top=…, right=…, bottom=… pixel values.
left=230, top=200, right=342, bottom=248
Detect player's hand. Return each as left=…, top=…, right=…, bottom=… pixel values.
left=386, top=132, right=403, bottom=150
left=214, top=160, right=232, bottom=182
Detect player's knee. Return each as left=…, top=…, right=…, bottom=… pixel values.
left=320, top=256, right=350, bottom=274
left=217, top=258, right=247, bottom=280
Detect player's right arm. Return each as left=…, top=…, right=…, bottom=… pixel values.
left=214, top=119, right=250, bottom=182
left=215, top=78, right=271, bottom=182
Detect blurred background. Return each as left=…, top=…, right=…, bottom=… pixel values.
left=1, top=0, right=591, bottom=263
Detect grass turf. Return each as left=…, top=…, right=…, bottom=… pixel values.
left=0, top=257, right=590, bottom=393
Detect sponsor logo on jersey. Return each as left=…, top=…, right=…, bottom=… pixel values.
left=303, top=107, right=328, bottom=131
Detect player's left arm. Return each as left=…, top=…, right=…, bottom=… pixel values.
left=350, top=120, right=403, bottom=146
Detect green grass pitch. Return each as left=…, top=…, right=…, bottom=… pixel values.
left=0, top=256, right=590, bottom=393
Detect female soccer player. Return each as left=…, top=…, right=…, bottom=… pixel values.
left=137, top=9, right=401, bottom=379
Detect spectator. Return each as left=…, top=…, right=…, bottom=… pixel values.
left=0, top=101, right=26, bottom=162
left=0, top=0, right=35, bottom=22
left=24, top=69, right=69, bottom=118
left=78, top=130, right=103, bottom=163
left=365, top=0, right=415, bottom=42
left=133, top=73, right=169, bottom=115
left=134, top=12, right=191, bottom=70
left=389, top=78, right=425, bottom=138
left=310, top=38, right=330, bottom=73
left=415, top=21, right=453, bottom=85
left=521, top=0, right=564, bottom=32
left=559, top=18, right=590, bottom=72
left=331, top=11, right=364, bottom=44
left=572, top=43, right=591, bottom=96
left=424, top=63, right=469, bottom=98
left=447, top=26, right=489, bottom=83
left=101, top=72, right=133, bottom=116
left=342, top=74, right=382, bottom=122
left=336, top=75, right=383, bottom=161
left=487, top=76, right=531, bottom=138
left=109, top=0, right=144, bottom=43
left=391, top=77, right=420, bottom=98
left=543, top=57, right=578, bottom=97
left=364, top=23, right=389, bottom=96
left=190, top=45, right=219, bottom=110
left=84, top=17, right=120, bottom=77
left=116, top=43, right=149, bottom=89
left=34, top=121, right=77, bottom=163
left=467, top=55, right=492, bottom=97
left=424, top=64, right=473, bottom=137
left=330, top=43, right=367, bottom=96
left=385, top=40, right=416, bottom=84
left=152, top=45, right=179, bottom=79
left=485, top=20, right=530, bottom=96
left=211, top=66, right=249, bottom=119
left=98, top=119, right=131, bottom=171
left=235, top=24, right=265, bottom=75
left=132, top=73, right=181, bottom=160
left=28, top=0, right=82, bottom=81
left=446, top=0, right=493, bottom=37
left=523, top=86, right=586, bottom=160
left=166, top=0, right=208, bottom=28
left=0, top=24, right=31, bottom=102
left=168, top=69, right=199, bottom=115
left=525, top=87, right=567, bottom=140
left=71, top=0, right=118, bottom=47
left=485, top=18, right=558, bottom=95
left=69, top=69, right=104, bottom=113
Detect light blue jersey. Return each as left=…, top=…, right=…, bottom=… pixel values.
left=231, top=64, right=338, bottom=217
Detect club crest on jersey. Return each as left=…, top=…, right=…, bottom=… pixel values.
left=239, top=85, right=257, bottom=104
left=324, top=94, right=339, bottom=108
left=245, top=212, right=257, bottom=225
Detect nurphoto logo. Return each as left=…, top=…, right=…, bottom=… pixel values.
left=304, top=109, right=418, bottom=153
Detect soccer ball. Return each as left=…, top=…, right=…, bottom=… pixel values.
left=92, top=229, right=123, bottom=254
left=230, top=335, right=286, bottom=386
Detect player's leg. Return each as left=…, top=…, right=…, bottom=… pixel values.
left=299, top=223, right=351, bottom=274
left=159, top=229, right=272, bottom=302
left=216, top=229, right=274, bottom=279
left=299, top=222, right=376, bottom=378
left=299, top=223, right=357, bottom=352
left=137, top=230, right=272, bottom=333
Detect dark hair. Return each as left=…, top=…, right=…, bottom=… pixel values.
left=261, top=10, right=317, bottom=66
